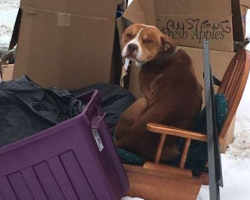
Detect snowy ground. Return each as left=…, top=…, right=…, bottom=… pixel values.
left=1, top=1, right=250, bottom=200
left=0, top=0, right=19, bottom=53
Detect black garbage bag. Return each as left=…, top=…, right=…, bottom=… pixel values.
left=70, top=83, right=136, bottom=137
left=0, top=77, right=135, bottom=148
left=0, top=76, right=83, bottom=147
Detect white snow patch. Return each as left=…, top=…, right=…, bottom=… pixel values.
left=127, top=0, right=134, bottom=7
left=198, top=154, right=250, bottom=200
left=0, top=0, right=19, bottom=52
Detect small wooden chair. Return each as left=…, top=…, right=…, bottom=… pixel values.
left=125, top=49, right=250, bottom=200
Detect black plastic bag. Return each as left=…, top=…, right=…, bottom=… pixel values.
left=0, top=77, right=135, bottom=147
left=0, top=76, right=83, bottom=147
left=70, top=83, right=136, bottom=136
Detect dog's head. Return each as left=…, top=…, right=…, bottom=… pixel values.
left=121, top=23, right=176, bottom=67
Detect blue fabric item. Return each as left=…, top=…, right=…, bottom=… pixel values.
left=116, top=10, right=123, bottom=19
left=172, top=94, right=228, bottom=175
left=194, top=94, right=228, bottom=134
left=116, top=6, right=123, bottom=19
left=216, top=94, right=228, bottom=133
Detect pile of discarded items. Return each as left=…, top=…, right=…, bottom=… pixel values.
left=0, top=0, right=249, bottom=200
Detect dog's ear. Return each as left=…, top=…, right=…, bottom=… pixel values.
left=160, top=34, right=176, bottom=53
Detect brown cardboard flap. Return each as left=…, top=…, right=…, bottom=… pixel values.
left=21, top=0, right=117, bottom=19
left=180, top=47, right=235, bottom=84
left=138, top=0, right=156, bottom=26
left=156, top=15, right=233, bottom=52
left=181, top=46, right=235, bottom=104
left=241, top=0, right=250, bottom=8
left=123, top=0, right=147, bottom=24
left=155, top=0, right=231, bottom=16
left=123, top=0, right=156, bottom=25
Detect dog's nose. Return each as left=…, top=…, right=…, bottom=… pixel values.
left=127, top=43, right=138, bottom=53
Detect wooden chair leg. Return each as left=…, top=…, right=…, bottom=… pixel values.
left=155, top=134, right=166, bottom=164
left=180, top=139, right=191, bottom=169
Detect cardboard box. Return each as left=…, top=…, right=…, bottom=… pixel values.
left=13, top=0, right=117, bottom=90
left=241, top=0, right=250, bottom=8
left=123, top=0, right=234, bottom=52
left=181, top=47, right=235, bottom=102
left=129, top=47, right=235, bottom=101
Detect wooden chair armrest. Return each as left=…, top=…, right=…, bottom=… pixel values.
left=147, top=123, right=207, bottom=142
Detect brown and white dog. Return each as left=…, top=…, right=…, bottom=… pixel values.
left=115, top=23, right=203, bottom=162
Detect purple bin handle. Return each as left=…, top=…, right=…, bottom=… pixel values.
left=77, top=90, right=104, bottom=126
left=91, top=113, right=106, bottom=130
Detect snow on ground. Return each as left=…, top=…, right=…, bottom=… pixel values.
left=1, top=1, right=250, bottom=200
left=0, top=0, right=19, bottom=53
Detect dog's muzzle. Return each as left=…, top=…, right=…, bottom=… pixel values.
left=126, top=43, right=138, bottom=59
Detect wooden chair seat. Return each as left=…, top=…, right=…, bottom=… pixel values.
left=125, top=49, right=250, bottom=200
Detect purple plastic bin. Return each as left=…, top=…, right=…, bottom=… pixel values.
left=0, top=91, right=129, bottom=200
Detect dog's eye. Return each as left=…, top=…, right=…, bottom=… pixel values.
left=143, top=38, right=153, bottom=44
left=126, top=33, right=133, bottom=38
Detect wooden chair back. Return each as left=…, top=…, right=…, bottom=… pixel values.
left=218, top=49, right=250, bottom=141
